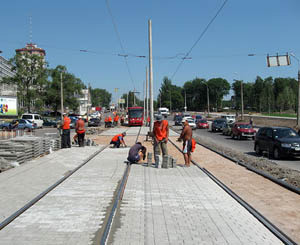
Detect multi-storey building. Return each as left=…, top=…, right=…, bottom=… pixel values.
left=0, top=54, right=16, bottom=96
left=15, top=43, right=46, bottom=57
left=77, top=89, right=91, bottom=116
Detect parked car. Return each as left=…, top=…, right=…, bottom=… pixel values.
left=231, top=122, right=256, bottom=140
left=211, top=119, right=227, bottom=132
left=21, top=113, right=43, bottom=128
left=197, top=119, right=209, bottom=129
left=254, top=127, right=300, bottom=159
left=0, top=119, right=37, bottom=131
left=174, top=115, right=183, bottom=126
left=88, top=118, right=101, bottom=127
left=43, top=118, right=58, bottom=128
left=181, top=116, right=193, bottom=123
left=183, top=118, right=197, bottom=130
left=222, top=123, right=233, bottom=136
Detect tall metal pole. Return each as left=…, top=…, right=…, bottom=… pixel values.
left=148, top=19, right=154, bottom=131
left=241, top=81, right=244, bottom=120
left=146, top=67, right=149, bottom=121
left=298, top=70, right=300, bottom=126
left=184, top=90, right=187, bottom=112
left=169, top=92, right=172, bottom=113
left=126, top=92, right=129, bottom=110
left=60, top=73, right=64, bottom=122
left=206, top=84, right=210, bottom=116
left=143, top=80, right=146, bottom=120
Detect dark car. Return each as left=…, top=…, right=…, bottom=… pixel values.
left=88, top=118, right=101, bottom=127
left=43, top=118, right=58, bottom=128
left=231, top=122, right=256, bottom=140
left=222, top=123, right=233, bottom=136
left=211, top=119, right=226, bottom=132
left=254, top=127, right=300, bottom=159
left=195, top=115, right=202, bottom=123
left=174, top=115, right=183, bottom=126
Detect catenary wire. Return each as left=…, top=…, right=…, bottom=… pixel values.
left=105, top=0, right=136, bottom=90
left=170, top=0, right=229, bottom=80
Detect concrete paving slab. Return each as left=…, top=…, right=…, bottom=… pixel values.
left=0, top=147, right=129, bottom=245
left=109, top=164, right=283, bottom=244
left=0, top=146, right=102, bottom=222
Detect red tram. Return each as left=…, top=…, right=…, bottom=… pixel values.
left=128, top=107, right=144, bottom=126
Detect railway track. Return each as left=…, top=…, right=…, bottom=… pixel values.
left=168, top=137, right=297, bottom=245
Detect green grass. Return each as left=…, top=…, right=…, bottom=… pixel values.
left=262, top=113, right=296, bottom=118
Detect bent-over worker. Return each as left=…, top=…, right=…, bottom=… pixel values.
left=127, top=142, right=147, bottom=164
left=110, top=132, right=127, bottom=148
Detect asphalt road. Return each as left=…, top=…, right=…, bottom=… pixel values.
left=171, top=121, right=300, bottom=172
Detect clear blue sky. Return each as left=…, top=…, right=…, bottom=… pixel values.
left=1, top=0, right=299, bottom=103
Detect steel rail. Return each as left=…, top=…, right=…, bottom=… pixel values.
left=171, top=126, right=300, bottom=195
left=0, top=144, right=109, bottom=230
left=169, top=138, right=297, bottom=245
left=100, top=126, right=142, bottom=245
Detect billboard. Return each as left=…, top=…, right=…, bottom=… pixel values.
left=0, top=96, right=17, bottom=116
left=267, top=54, right=290, bottom=67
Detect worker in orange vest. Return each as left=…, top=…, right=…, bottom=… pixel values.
left=75, top=116, right=86, bottom=147
left=114, top=114, right=119, bottom=126
left=153, top=114, right=169, bottom=166
left=104, top=117, right=108, bottom=128
left=110, top=132, right=127, bottom=148
left=108, top=115, right=112, bottom=128
left=61, top=113, right=71, bottom=148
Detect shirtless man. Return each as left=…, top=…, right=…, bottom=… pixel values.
left=179, top=120, right=193, bottom=167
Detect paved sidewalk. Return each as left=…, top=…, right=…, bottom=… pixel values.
left=0, top=146, right=101, bottom=221
left=109, top=164, right=283, bottom=245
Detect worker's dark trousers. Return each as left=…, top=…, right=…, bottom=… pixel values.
left=62, top=129, right=71, bottom=148
left=77, top=132, right=85, bottom=147
left=110, top=139, right=121, bottom=148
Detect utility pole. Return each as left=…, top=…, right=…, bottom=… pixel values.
left=146, top=66, right=149, bottom=121
left=169, top=92, right=172, bottom=113
left=206, top=83, right=210, bottom=116
left=60, top=72, right=64, bottom=122
left=184, top=90, right=187, bottom=112
left=126, top=92, right=129, bottom=110
left=290, top=53, right=300, bottom=126
left=148, top=19, right=154, bottom=131
left=241, top=81, right=244, bottom=120
left=143, top=80, right=146, bottom=120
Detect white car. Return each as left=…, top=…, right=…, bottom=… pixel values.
left=182, top=118, right=197, bottom=130
left=181, top=116, right=193, bottom=123
left=21, top=113, right=44, bottom=128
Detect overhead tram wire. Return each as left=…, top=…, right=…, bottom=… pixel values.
left=105, top=0, right=136, bottom=90
left=170, top=0, right=229, bottom=80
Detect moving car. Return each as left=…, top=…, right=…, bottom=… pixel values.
left=221, top=114, right=236, bottom=124
left=254, top=127, right=300, bottom=159
left=231, top=122, right=256, bottom=140
left=0, top=119, right=37, bottom=131
left=158, top=107, right=169, bottom=118
left=211, top=119, right=227, bottom=132
left=88, top=118, right=101, bottom=127
left=222, top=123, right=233, bottom=136
left=174, top=115, right=183, bottom=126
left=197, top=119, right=209, bottom=129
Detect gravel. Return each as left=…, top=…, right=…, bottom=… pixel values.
left=193, top=134, right=300, bottom=189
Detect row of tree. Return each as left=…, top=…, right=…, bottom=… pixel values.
left=153, top=76, right=297, bottom=113
left=1, top=53, right=112, bottom=115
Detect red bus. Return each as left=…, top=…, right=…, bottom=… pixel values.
left=128, top=107, right=144, bottom=126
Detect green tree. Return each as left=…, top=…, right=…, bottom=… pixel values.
left=207, top=78, right=230, bottom=111
left=91, top=88, right=112, bottom=108
left=2, top=52, right=48, bottom=113
left=45, top=65, right=85, bottom=113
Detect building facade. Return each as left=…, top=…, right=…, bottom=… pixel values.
left=77, top=89, right=91, bottom=116
left=15, top=43, right=46, bottom=57
left=0, top=55, right=16, bottom=96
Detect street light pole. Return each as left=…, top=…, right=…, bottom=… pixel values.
left=205, top=83, right=210, bottom=116
left=241, top=80, right=244, bottom=120
left=60, top=72, right=64, bottom=122
left=184, top=90, right=187, bottom=112
left=290, top=53, right=300, bottom=126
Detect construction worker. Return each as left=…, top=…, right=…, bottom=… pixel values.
left=120, top=115, right=124, bottom=125
left=110, top=132, right=127, bottom=148
left=127, top=142, right=147, bottom=164
left=108, top=115, right=112, bottom=128
left=75, top=116, right=85, bottom=147
left=114, top=114, right=119, bottom=126
left=104, top=116, right=108, bottom=128
left=153, top=114, right=169, bottom=161
left=61, top=113, right=71, bottom=148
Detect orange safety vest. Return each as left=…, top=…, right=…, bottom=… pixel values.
left=112, top=133, right=123, bottom=142
left=108, top=116, right=112, bottom=122
left=114, top=115, right=119, bottom=122
left=153, top=120, right=168, bottom=141
left=104, top=117, right=108, bottom=122
left=62, top=117, right=71, bottom=130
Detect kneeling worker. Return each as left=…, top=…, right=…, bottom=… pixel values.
left=127, top=142, right=147, bottom=164
left=110, top=132, right=127, bottom=148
